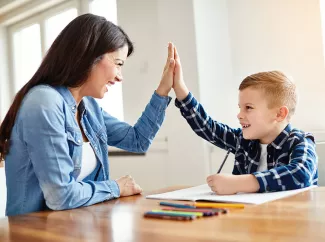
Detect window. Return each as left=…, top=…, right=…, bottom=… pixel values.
left=8, top=0, right=123, bottom=120
left=45, top=8, right=78, bottom=51
left=12, top=24, right=42, bottom=92
left=9, top=1, right=78, bottom=93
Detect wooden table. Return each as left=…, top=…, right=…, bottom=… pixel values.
left=1, top=186, right=325, bottom=242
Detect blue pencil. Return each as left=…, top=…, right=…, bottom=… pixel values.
left=159, top=201, right=196, bottom=209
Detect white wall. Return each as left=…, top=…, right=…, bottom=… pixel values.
left=193, top=0, right=325, bottom=132
left=0, top=26, right=10, bottom=120
left=227, top=0, right=325, bottom=132
left=193, top=0, right=237, bottom=127
left=0, top=1, right=12, bottom=8
left=115, top=0, right=209, bottom=188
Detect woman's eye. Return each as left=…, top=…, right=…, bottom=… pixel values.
left=246, top=106, right=253, bottom=110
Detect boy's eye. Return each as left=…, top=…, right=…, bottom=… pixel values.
left=246, top=106, right=253, bottom=110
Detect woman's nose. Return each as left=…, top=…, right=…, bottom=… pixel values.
left=115, top=73, right=123, bottom=82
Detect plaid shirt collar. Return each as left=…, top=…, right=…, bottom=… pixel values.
left=269, top=124, right=292, bottom=150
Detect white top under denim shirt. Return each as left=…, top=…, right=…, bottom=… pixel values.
left=5, top=85, right=171, bottom=216
left=77, top=142, right=97, bottom=182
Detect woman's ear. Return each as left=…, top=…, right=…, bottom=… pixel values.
left=93, top=55, right=104, bottom=65
left=276, top=106, right=289, bottom=122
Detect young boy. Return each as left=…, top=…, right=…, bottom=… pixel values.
left=172, top=48, right=318, bottom=194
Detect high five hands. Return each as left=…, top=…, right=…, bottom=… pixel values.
left=156, top=42, right=189, bottom=100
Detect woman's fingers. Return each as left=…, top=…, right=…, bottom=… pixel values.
left=164, top=42, right=174, bottom=72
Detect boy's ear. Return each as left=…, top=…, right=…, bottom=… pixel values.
left=276, top=106, right=289, bottom=122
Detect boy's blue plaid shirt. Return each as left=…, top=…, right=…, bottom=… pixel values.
left=175, top=93, right=318, bottom=192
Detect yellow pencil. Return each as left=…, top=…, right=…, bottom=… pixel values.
left=194, top=202, right=245, bottom=209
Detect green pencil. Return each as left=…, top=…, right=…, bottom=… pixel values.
left=151, top=209, right=204, bottom=217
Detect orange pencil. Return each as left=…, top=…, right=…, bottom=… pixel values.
left=194, top=202, right=245, bottom=209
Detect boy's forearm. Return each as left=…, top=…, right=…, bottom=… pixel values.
left=174, top=84, right=189, bottom=101
left=235, top=175, right=260, bottom=193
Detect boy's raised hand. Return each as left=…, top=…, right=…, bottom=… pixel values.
left=156, top=42, right=175, bottom=97
left=173, top=46, right=189, bottom=101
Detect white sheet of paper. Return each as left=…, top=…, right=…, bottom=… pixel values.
left=146, top=184, right=316, bottom=205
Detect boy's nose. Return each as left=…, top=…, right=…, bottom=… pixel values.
left=237, top=111, right=243, bottom=120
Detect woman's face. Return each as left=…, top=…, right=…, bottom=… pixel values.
left=83, top=45, right=129, bottom=99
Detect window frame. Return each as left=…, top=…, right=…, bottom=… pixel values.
left=6, top=0, right=123, bottom=121
left=7, top=0, right=80, bottom=92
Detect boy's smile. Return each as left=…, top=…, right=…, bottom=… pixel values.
left=241, top=123, right=251, bottom=129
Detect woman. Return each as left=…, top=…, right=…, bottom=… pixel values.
left=0, top=14, right=175, bottom=216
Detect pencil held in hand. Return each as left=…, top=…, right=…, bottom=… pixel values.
left=217, top=149, right=231, bottom=174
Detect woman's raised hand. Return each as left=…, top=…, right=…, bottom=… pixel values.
left=173, top=46, right=189, bottom=101
left=156, top=42, right=175, bottom=96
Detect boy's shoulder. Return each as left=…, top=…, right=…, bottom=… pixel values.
left=266, top=124, right=315, bottom=152
left=288, top=127, right=315, bottom=144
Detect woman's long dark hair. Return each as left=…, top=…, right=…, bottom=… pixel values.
left=0, top=13, right=134, bottom=161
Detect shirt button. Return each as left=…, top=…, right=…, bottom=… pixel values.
left=94, top=146, right=98, bottom=150
left=72, top=106, right=75, bottom=110
left=77, top=140, right=81, bottom=143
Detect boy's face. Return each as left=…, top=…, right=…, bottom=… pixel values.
left=237, top=87, right=280, bottom=143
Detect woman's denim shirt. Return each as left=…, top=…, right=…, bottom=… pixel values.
left=5, top=85, right=171, bottom=216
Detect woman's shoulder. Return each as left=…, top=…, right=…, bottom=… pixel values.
left=20, top=85, right=65, bottom=114
left=23, top=85, right=63, bottom=105
left=15, top=85, right=68, bottom=128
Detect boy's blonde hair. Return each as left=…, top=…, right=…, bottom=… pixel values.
left=239, top=71, right=297, bottom=120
